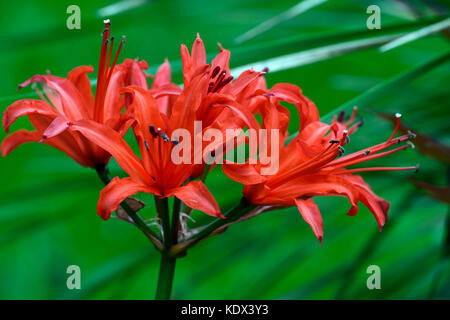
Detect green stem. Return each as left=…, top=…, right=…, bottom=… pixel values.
left=169, top=197, right=255, bottom=256
left=155, top=197, right=177, bottom=299
left=172, top=198, right=182, bottom=244
left=155, top=253, right=176, bottom=300
left=192, top=197, right=253, bottom=240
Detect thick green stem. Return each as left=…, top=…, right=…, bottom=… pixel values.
left=155, top=253, right=176, bottom=300
left=154, top=197, right=177, bottom=299
left=172, top=198, right=182, bottom=244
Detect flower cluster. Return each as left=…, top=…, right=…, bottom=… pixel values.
left=1, top=22, right=417, bottom=245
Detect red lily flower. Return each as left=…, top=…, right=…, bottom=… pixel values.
left=156, top=34, right=265, bottom=177
left=223, top=84, right=417, bottom=244
left=1, top=21, right=148, bottom=168
left=64, top=35, right=268, bottom=220
left=68, top=85, right=225, bottom=220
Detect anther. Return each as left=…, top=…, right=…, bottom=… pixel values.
left=415, top=164, right=420, bottom=174
left=329, top=139, right=340, bottom=144
left=338, top=146, right=345, bottom=156
left=337, top=111, right=345, bottom=123
left=160, top=132, right=169, bottom=142
left=406, top=141, right=415, bottom=149
left=211, top=66, right=221, bottom=79
left=144, top=140, right=149, bottom=151
left=149, top=125, right=159, bottom=138
left=364, top=150, right=371, bottom=156
left=407, top=130, right=416, bottom=139
left=262, top=67, right=269, bottom=74
left=213, top=76, right=233, bottom=92
left=171, top=137, right=179, bottom=145
left=358, top=116, right=365, bottom=128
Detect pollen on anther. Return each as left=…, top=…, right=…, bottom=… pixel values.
left=161, top=132, right=169, bottom=142
left=395, top=113, right=402, bottom=118
left=406, top=141, right=415, bottom=149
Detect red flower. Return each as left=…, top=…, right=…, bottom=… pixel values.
left=1, top=21, right=148, bottom=168
left=68, top=86, right=224, bottom=220
left=223, top=84, right=417, bottom=244
left=149, top=34, right=264, bottom=177
left=66, top=34, right=267, bottom=220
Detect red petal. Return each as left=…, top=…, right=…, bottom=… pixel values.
left=345, top=175, right=390, bottom=230
left=3, top=99, right=57, bottom=132
left=167, top=180, right=223, bottom=218
left=98, top=177, right=160, bottom=220
left=295, top=198, right=323, bottom=245
left=67, top=65, right=95, bottom=113
left=152, top=59, right=172, bottom=114
left=18, top=75, right=89, bottom=120
left=122, top=86, right=165, bottom=131
left=69, top=119, right=153, bottom=184
left=227, top=69, right=261, bottom=95
left=1, top=129, right=41, bottom=156
left=42, top=114, right=71, bottom=141
left=222, top=162, right=266, bottom=185
left=191, top=33, right=206, bottom=69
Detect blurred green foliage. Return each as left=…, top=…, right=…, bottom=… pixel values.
left=0, top=0, right=449, bottom=299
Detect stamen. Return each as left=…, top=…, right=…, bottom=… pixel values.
left=334, top=166, right=419, bottom=174
left=388, top=113, right=402, bottom=141
left=340, top=130, right=348, bottom=146
left=337, top=110, right=345, bottom=123
left=210, top=70, right=226, bottom=93
left=160, top=132, right=170, bottom=142
left=345, top=106, right=358, bottom=126
left=149, top=125, right=159, bottom=138
left=406, top=141, right=415, bottom=149
left=171, top=137, right=179, bottom=145
left=213, top=76, right=233, bottom=92
left=211, top=66, right=221, bottom=79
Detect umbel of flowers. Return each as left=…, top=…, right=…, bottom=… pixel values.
left=1, top=21, right=417, bottom=299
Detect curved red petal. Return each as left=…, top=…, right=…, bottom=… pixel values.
left=167, top=180, right=223, bottom=218
left=222, top=162, right=266, bottom=185
left=67, top=65, right=95, bottom=112
left=18, top=75, right=89, bottom=120
left=98, top=177, right=160, bottom=220
left=70, top=119, right=153, bottom=184
left=295, top=198, right=323, bottom=245
left=3, top=99, right=57, bottom=132
left=1, top=129, right=41, bottom=156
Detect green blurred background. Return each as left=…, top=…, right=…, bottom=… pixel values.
left=0, top=0, right=449, bottom=299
